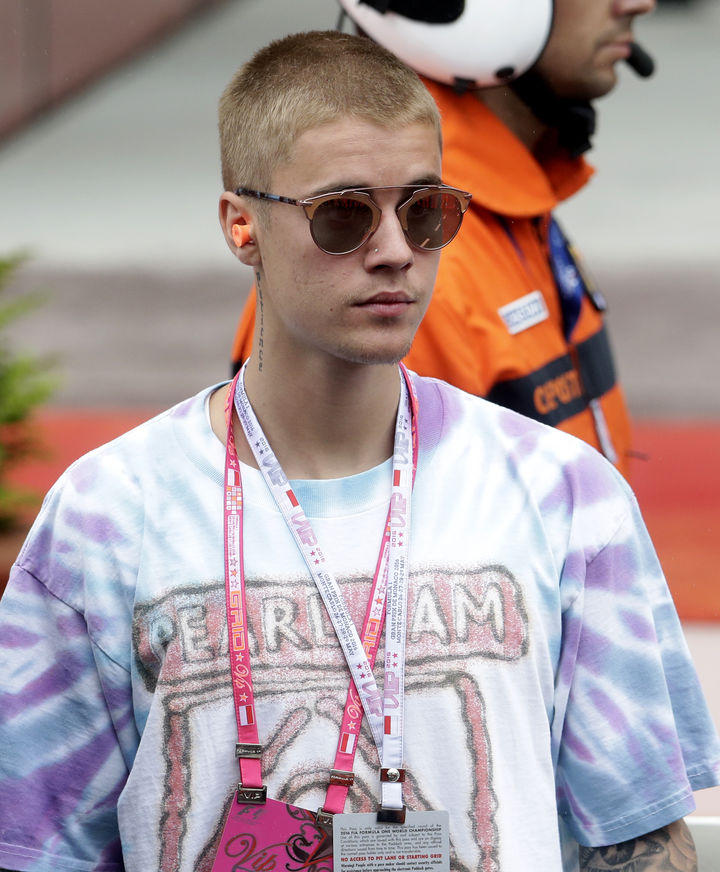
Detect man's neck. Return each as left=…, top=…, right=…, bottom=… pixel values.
left=210, top=357, right=401, bottom=480
left=476, top=86, right=550, bottom=154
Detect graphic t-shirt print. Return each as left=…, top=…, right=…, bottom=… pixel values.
left=133, top=564, right=529, bottom=872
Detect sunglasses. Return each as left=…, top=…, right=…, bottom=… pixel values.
left=234, top=185, right=472, bottom=256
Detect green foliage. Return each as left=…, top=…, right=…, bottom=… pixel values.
left=0, top=253, right=57, bottom=531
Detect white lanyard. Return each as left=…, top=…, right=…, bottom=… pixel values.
left=232, top=363, right=415, bottom=813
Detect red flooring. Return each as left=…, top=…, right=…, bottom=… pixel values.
left=629, top=421, right=720, bottom=621
left=3, top=410, right=719, bottom=621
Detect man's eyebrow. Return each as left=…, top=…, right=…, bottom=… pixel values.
left=306, top=175, right=444, bottom=197
left=411, top=175, right=443, bottom=186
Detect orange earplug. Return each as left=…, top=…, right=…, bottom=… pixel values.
left=232, top=224, right=253, bottom=247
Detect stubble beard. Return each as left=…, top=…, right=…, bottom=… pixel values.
left=330, top=332, right=417, bottom=367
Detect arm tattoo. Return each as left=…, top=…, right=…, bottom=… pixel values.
left=579, top=820, right=697, bottom=872
left=255, top=271, right=264, bottom=373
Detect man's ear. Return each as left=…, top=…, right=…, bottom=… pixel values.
left=219, top=192, right=261, bottom=267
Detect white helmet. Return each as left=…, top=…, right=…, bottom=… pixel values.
left=337, top=0, right=554, bottom=89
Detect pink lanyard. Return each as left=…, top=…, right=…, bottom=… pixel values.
left=223, top=365, right=418, bottom=821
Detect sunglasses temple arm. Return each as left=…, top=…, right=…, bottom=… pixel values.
left=235, top=188, right=300, bottom=207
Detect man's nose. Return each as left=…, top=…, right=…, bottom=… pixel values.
left=613, top=0, right=656, bottom=16
left=364, top=209, right=414, bottom=270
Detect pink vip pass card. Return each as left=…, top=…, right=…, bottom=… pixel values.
left=213, top=796, right=333, bottom=872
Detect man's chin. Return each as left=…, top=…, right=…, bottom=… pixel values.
left=573, top=68, right=619, bottom=102
left=338, top=340, right=414, bottom=368
left=543, top=67, right=618, bottom=103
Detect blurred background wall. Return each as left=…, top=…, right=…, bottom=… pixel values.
left=0, top=0, right=227, bottom=139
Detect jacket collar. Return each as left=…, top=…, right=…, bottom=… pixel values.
left=424, top=78, right=594, bottom=218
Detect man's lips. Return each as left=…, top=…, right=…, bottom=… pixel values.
left=599, top=32, right=633, bottom=58
left=355, top=291, right=414, bottom=316
left=360, top=292, right=413, bottom=304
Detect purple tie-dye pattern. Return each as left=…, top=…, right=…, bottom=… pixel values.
left=88, top=773, right=128, bottom=817
left=648, top=722, right=691, bottom=780
left=0, top=724, right=123, bottom=844
left=620, top=609, right=657, bottom=642
left=588, top=686, right=630, bottom=733
left=558, top=781, right=596, bottom=832
left=575, top=626, right=614, bottom=675
left=0, top=650, right=87, bottom=720
left=539, top=477, right=572, bottom=515
left=56, top=612, right=89, bottom=638
left=560, top=551, right=589, bottom=589
left=497, top=405, right=535, bottom=439
left=565, top=442, right=624, bottom=506
left=411, top=375, right=450, bottom=455
left=171, top=396, right=195, bottom=419
left=62, top=507, right=126, bottom=546
left=4, top=562, right=35, bottom=592
left=115, top=708, right=136, bottom=741
left=561, top=724, right=597, bottom=763
left=97, top=835, right=124, bottom=869
left=18, top=522, right=55, bottom=572
left=68, top=454, right=100, bottom=494
left=0, top=624, right=42, bottom=648
left=558, top=615, right=582, bottom=686
left=86, top=610, right=113, bottom=636
left=501, top=422, right=541, bottom=459
left=564, top=450, right=619, bottom=504
left=584, top=540, right=637, bottom=594
left=17, top=559, right=81, bottom=610
left=102, top=678, right=134, bottom=713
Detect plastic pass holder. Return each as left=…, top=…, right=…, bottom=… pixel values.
left=333, top=809, right=450, bottom=872
left=214, top=795, right=333, bottom=872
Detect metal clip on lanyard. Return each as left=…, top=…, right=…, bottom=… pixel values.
left=223, top=364, right=419, bottom=825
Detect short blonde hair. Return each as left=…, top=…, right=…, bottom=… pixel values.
left=219, top=30, right=441, bottom=192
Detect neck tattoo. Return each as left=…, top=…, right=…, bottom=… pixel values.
left=256, top=271, right=264, bottom=373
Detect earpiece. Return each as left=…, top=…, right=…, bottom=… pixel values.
left=232, top=224, right=253, bottom=247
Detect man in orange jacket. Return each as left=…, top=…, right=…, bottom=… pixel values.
left=230, top=0, right=657, bottom=479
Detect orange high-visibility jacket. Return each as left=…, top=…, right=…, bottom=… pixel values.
left=230, top=79, right=632, bottom=478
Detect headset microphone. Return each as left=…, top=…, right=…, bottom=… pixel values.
left=626, top=42, right=655, bottom=78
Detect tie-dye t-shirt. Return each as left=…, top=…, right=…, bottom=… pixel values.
left=1, top=375, right=718, bottom=872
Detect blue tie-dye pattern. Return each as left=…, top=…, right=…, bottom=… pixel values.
left=549, top=470, right=720, bottom=844
left=0, top=570, right=131, bottom=871
left=0, top=377, right=718, bottom=872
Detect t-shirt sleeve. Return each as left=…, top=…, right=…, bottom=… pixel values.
left=553, top=482, right=720, bottom=847
left=0, top=565, right=131, bottom=872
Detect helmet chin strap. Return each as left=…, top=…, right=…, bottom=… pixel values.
left=510, top=71, right=596, bottom=158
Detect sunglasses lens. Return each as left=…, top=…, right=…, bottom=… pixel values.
left=405, top=191, right=464, bottom=250
left=310, top=196, right=375, bottom=254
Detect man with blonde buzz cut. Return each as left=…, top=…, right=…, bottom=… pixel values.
left=0, top=30, right=718, bottom=872
left=230, top=0, right=660, bottom=482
